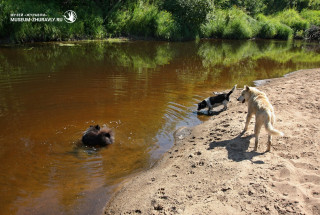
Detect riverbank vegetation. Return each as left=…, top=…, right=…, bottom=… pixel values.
left=1, top=0, right=320, bottom=42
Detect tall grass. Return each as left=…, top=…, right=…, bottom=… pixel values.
left=127, top=2, right=158, bottom=37
left=201, top=8, right=259, bottom=39
left=300, top=9, right=320, bottom=26
left=222, top=8, right=259, bottom=39
left=106, top=1, right=181, bottom=40
left=105, top=9, right=131, bottom=37
left=160, top=0, right=210, bottom=35
left=274, top=9, right=310, bottom=35
left=200, top=9, right=228, bottom=38
left=256, top=14, right=293, bottom=40
left=155, top=11, right=181, bottom=40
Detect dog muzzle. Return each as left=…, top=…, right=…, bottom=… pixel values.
left=237, top=96, right=245, bottom=103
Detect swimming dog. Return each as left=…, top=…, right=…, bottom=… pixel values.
left=82, top=125, right=114, bottom=147
left=237, top=86, right=284, bottom=152
left=197, top=84, right=237, bottom=114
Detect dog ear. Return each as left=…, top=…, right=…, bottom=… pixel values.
left=245, top=85, right=250, bottom=91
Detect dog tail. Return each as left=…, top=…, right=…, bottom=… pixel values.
left=265, top=121, right=284, bottom=136
left=227, top=84, right=237, bottom=97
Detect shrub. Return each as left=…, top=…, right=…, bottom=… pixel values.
left=300, top=9, right=320, bottom=26
left=256, top=14, right=293, bottom=40
left=275, top=9, right=310, bottom=33
left=105, top=10, right=131, bottom=37
left=105, top=1, right=185, bottom=40
left=214, top=0, right=266, bottom=16
left=127, top=2, right=159, bottom=37
left=155, top=10, right=181, bottom=40
left=242, top=0, right=266, bottom=16
left=105, top=1, right=159, bottom=38
left=202, top=8, right=259, bottom=39
left=223, top=18, right=253, bottom=39
left=82, top=13, right=106, bottom=39
left=256, top=13, right=268, bottom=22
left=258, top=21, right=277, bottom=38
left=200, top=9, right=227, bottom=38
left=222, top=8, right=259, bottom=39
left=274, top=22, right=293, bottom=39
left=308, top=0, right=320, bottom=10
left=161, top=0, right=211, bottom=36
left=305, top=25, right=320, bottom=41
left=0, top=1, right=11, bottom=38
left=263, top=0, right=319, bottom=14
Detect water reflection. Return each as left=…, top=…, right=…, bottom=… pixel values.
left=0, top=39, right=320, bottom=214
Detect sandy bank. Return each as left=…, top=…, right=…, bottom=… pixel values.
left=104, top=69, right=320, bottom=215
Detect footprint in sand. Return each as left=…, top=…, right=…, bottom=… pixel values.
left=299, top=174, right=320, bottom=184
left=312, top=191, right=320, bottom=198
left=194, top=151, right=202, bottom=156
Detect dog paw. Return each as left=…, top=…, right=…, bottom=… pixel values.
left=266, top=145, right=271, bottom=152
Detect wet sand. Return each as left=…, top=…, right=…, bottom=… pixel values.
left=104, top=69, right=320, bottom=215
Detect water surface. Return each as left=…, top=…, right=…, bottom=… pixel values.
left=1, top=39, right=320, bottom=214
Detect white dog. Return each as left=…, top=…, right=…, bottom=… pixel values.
left=237, top=86, right=284, bottom=152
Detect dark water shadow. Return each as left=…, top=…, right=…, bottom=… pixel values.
left=207, top=132, right=266, bottom=163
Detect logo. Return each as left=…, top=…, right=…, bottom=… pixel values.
left=63, top=10, right=77, bottom=23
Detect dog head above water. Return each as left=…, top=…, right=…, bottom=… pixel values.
left=82, top=125, right=114, bottom=147
left=237, top=85, right=251, bottom=103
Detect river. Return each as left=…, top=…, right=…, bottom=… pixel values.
left=0, top=39, right=320, bottom=214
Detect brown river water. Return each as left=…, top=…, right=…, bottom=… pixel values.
left=1, top=39, right=320, bottom=214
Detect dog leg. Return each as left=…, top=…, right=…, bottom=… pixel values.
left=267, top=114, right=275, bottom=152
left=267, top=135, right=272, bottom=152
left=222, top=100, right=228, bottom=111
left=244, top=112, right=253, bottom=132
left=254, top=122, right=263, bottom=151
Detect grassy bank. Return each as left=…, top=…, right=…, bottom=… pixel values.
left=1, top=0, right=320, bottom=43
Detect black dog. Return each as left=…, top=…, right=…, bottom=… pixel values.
left=82, top=125, right=114, bottom=147
left=197, top=84, right=237, bottom=114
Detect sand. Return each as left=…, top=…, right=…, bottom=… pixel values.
left=103, top=69, right=320, bottom=215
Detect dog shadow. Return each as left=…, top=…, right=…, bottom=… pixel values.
left=207, top=132, right=266, bottom=164
left=195, top=109, right=224, bottom=117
